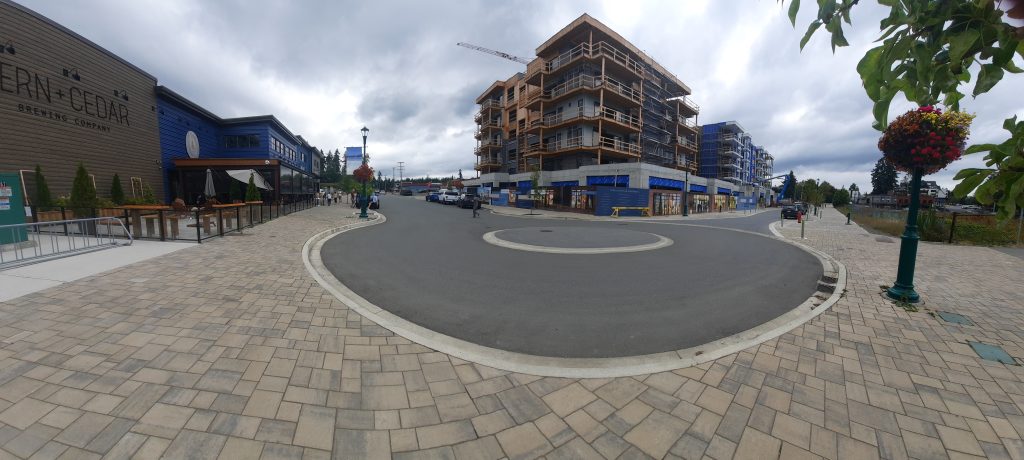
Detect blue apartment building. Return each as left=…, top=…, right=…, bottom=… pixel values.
left=700, top=121, right=774, bottom=205
left=156, top=86, right=322, bottom=205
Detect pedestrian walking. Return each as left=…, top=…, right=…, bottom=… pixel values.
left=326, top=192, right=333, bottom=206
left=472, top=195, right=481, bottom=218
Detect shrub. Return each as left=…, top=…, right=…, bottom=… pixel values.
left=141, top=185, right=158, bottom=204
left=69, top=163, right=98, bottom=211
left=916, top=209, right=947, bottom=242
left=110, top=174, right=125, bottom=205
left=245, top=174, right=261, bottom=201
left=34, top=165, right=52, bottom=207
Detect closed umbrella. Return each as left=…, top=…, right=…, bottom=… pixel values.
left=204, top=168, right=216, bottom=199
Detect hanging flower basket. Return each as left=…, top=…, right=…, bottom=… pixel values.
left=878, top=106, right=975, bottom=174
left=353, top=164, right=374, bottom=183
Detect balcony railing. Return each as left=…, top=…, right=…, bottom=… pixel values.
left=546, top=42, right=590, bottom=73
left=548, top=74, right=600, bottom=100
left=599, top=136, right=641, bottom=156
left=476, top=155, right=502, bottom=168
left=720, top=133, right=741, bottom=143
left=720, top=148, right=741, bottom=158
left=599, top=107, right=641, bottom=129
left=479, top=99, right=502, bottom=110
left=719, top=161, right=741, bottom=169
left=601, top=76, right=642, bottom=104
left=677, top=116, right=697, bottom=129
left=475, top=122, right=501, bottom=139
left=675, top=137, right=697, bottom=150
left=591, top=42, right=644, bottom=76
left=544, top=41, right=644, bottom=77
left=474, top=140, right=502, bottom=155
left=677, top=96, right=700, bottom=113
left=529, top=107, right=599, bottom=129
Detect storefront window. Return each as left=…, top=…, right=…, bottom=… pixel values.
left=651, top=192, right=681, bottom=215
left=688, top=194, right=710, bottom=213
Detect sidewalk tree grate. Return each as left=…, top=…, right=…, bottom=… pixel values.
left=937, top=311, right=975, bottom=326
left=968, top=341, right=1017, bottom=365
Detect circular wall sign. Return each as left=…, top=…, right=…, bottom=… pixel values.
left=185, top=131, right=200, bottom=158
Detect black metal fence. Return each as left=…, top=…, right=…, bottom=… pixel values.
left=26, top=198, right=316, bottom=244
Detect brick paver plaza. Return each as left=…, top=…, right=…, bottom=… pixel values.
left=0, top=205, right=1022, bottom=459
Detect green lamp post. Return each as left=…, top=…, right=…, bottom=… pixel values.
left=886, top=167, right=922, bottom=302
left=359, top=126, right=369, bottom=219
left=879, top=106, right=974, bottom=304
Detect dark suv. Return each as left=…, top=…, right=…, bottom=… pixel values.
left=781, top=205, right=799, bottom=219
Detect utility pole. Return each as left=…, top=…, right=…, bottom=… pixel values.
left=397, top=162, right=405, bottom=183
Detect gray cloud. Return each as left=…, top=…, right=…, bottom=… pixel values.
left=20, top=0, right=1024, bottom=188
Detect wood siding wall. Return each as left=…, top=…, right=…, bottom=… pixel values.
left=0, top=1, right=162, bottom=203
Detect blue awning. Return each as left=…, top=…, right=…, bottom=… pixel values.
left=689, top=184, right=707, bottom=193
left=649, top=176, right=683, bottom=190
left=586, top=175, right=629, bottom=187
left=717, top=187, right=731, bottom=195
left=517, top=180, right=532, bottom=190
left=551, top=180, right=579, bottom=187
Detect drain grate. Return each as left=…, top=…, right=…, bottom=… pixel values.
left=937, top=311, right=975, bottom=326
left=968, top=341, right=1017, bottom=365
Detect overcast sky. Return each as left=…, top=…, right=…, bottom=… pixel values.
left=22, top=0, right=1024, bottom=191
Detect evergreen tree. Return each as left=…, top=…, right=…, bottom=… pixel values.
left=870, top=158, right=898, bottom=195
left=33, top=165, right=52, bottom=208
left=849, top=183, right=859, bottom=193
left=110, top=173, right=125, bottom=205
left=819, top=181, right=836, bottom=203
left=784, top=171, right=797, bottom=199
left=458, top=169, right=463, bottom=180
left=832, top=188, right=851, bottom=207
left=69, top=163, right=98, bottom=211
left=245, top=173, right=261, bottom=202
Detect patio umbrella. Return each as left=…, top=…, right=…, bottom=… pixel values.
left=204, top=168, right=216, bottom=198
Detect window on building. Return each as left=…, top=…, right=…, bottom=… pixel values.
left=224, top=134, right=260, bottom=149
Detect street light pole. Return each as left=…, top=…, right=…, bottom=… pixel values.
left=683, top=170, right=689, bottom=216
left=359, top=126, right=369, bottom=219
left=886, top=167, right=922, bottom=303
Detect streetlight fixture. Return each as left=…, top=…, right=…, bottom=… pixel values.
left=359, top=126, right=369, bottom=219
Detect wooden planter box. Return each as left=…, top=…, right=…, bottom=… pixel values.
left=36, top=210, right=70, bottom=222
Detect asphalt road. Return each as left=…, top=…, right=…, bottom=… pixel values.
left=321, top=196, right=822, bottom=358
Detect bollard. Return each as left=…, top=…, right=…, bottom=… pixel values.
left=846, top=212, right=851, bottom=225
left=801, top=215, right=806, bottom=239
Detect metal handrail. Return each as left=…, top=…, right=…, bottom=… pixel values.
left=0, top=217, right=133, bottom=269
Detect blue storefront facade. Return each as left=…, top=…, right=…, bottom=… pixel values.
left=156, top=86, right=322, bottom=204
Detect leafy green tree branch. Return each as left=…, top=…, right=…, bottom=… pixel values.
left=783, top=0, right=1024, bottom=219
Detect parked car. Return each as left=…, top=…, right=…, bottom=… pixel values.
left=458, top=193, right=478, bottom=209
left=426, top=191, right=440, bottom=202
left=440, top=190, right=460, bottom=205
left=399, top=189, right=413, bottom=196
left=781, top=205, right=799, bottom=219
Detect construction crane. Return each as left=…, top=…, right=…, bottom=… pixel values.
left=456, top=42, right=531, bottom=65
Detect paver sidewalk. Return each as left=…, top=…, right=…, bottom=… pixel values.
left=0, top=205, right=1022, bottom=459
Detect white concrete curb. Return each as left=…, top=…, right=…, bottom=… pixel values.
left=304, top=212, right=848, bottom=378
left=482, top=230, right=673, bottom=254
